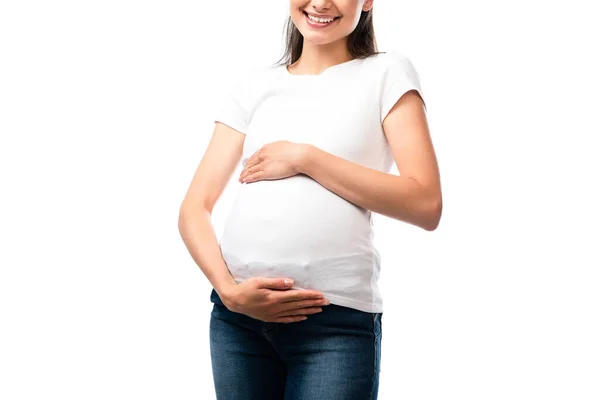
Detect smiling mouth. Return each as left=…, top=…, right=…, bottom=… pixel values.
left=303, top=11, right=341, bottom=22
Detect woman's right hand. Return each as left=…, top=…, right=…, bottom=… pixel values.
left=223, top=277, right=330, bottom=323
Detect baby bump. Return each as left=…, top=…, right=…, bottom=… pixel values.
left=220, top=175, right=373, bottom=261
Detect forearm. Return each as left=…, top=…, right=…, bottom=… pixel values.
left=178, top=205, right=238, bottom=303
left=298, top=145, right=442, bottom=231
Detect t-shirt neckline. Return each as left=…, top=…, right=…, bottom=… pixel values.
left=283, top=57, right=362, bottom=78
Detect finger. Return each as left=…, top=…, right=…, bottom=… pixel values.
left=242, top=169, right=265, bottom=183
left=241, top=164, right=260, bottom=180
left=275, top=315, right=308, bottom=323
left=244, top=154, right=256, bottom=169
left=275, top=298, right=330, bottom=314
left=257, top=277, right=295, bottom=290
left=272, top=289, right=324, bottom=303
left=239, top=159, right=254, bottom=179
left=240, top=161, right=264, bottom=181
left=246, top=149, right=263, bottom=169
left=246, top=152, right=257, bottom=167
left=275, top=307, right=323, bottom=318
left=272, top=289, right=322, bottom=303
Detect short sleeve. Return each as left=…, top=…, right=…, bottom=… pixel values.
left=379, top=52, right=427, bottom=123
left=214, top=72, right=253, bottom=135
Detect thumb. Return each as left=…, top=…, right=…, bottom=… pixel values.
left=258, top=277, right=294, bottom=289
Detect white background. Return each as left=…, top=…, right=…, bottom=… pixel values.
left=1, top=1, right=599, bottom=399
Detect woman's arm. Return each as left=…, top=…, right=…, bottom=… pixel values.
left=178, top=123, right=245, bottom=305
left=297, top=91, right=442, bottom=231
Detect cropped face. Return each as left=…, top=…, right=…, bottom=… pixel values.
left=289, top=0, right=372, bottom=45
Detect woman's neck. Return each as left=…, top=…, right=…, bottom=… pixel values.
left=289, top=40, right=353, bottom=75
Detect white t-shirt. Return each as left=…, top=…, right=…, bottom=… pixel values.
left=213, top=51, right=425, bottom=313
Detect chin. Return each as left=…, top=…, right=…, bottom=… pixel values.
left=303, top=35, right=335, bottom=45
left=299, top=29, right=342, bottom=45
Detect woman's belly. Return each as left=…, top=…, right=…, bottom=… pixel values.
left=219, top=174, right=375, bottom=270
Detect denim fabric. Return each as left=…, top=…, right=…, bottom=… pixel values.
left=208, top=288, right=382, bottom=400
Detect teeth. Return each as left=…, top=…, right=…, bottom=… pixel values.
left=307, top=14, right=335, bottom=23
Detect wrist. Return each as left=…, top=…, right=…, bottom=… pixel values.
left=296, top=144, right=315, bottom=174
left=216, top=281, right=239, bottom=310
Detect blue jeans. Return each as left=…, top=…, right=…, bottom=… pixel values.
left=208, top=288, right=383, bottom=400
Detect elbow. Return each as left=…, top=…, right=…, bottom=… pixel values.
left=422, top=196, right=443, bottom=231
left=178, top=201, right=197, bottom=233
left=178, top=200, right=210, bottom=232
left=178, top=203, right=189, bottom=234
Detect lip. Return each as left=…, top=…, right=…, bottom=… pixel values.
left=303, top=11, right=340, bottom=28
left=304, top=11, right=340, bottom=19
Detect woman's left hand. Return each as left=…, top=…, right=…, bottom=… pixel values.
left=239, top=141, right=309, bottom=183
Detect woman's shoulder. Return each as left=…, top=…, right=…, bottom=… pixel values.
left=368, top=51, right=421, bottom=85
left=222, top=64, right=278, bottom=96
left=370, top=50, right=415, bottom=69
left=237, top=64, right=284, bottom=86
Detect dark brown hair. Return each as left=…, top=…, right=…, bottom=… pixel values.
left=273, top=9, right=383, bottom=67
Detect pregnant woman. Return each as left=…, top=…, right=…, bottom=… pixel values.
left=178, top=1, right=442, bottom=399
